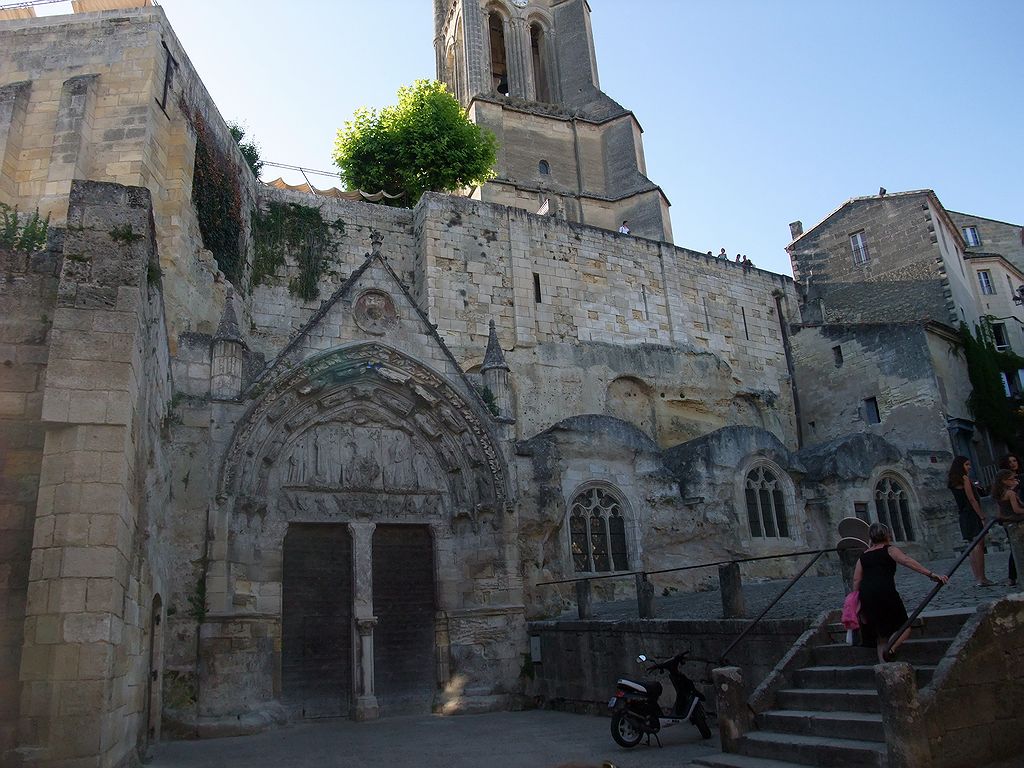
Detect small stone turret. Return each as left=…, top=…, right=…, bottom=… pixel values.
left=480, top=319, right=512, bottom=419
left=210, top=289, right=246, bottom=399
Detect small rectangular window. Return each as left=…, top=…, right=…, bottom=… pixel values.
left=854, top=502, right=870, bottom=523
left=156, top=41, right=177, bottom=114
left=533, top=272, right=542, bottom=303
left=992, top=322, right=1010, bottom=351
left=962, top=226, right=981, bottom=247
left=850, top=231, right=870, bottom=265
left=832, top=345, right=844, bottom=367
left=864, top=397, right=881, bottom=424
left=978, top=269, right=996, bottom=295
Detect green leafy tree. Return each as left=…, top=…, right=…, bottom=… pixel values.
left=332, top=80, right=497, bottom=206
left=228, top=122, right=264, bottom=178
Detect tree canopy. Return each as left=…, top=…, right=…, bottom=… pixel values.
left=332, top=80, right=497, bottom=206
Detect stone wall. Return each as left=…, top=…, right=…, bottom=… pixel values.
left=14, top=180, right=171, bottom=768
left=0, top=5, right=260, bottom=347
left=789, top=193, right=976, bottom=329
left=789, top=322, right=952, bottom=452
left=526, top=617, right=809, bottom=716
left=0, top=236, right=60, bottom=764
left=951, top=211, right=1024, bottom=274
left=881, top=595, right=1024, bottom=768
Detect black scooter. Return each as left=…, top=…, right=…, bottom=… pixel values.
left=607, top=651, right=712, bottom=748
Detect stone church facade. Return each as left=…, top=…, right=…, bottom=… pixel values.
left=0, top=2, right=965, bottom=766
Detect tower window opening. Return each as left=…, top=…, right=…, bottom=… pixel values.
left=489, top=13, right=509, bottom=96
left=530, top=23, right=551, bottom=102
left=538, top=159, right=550, bottom=175
left=533, top=272, right=542, bottom=303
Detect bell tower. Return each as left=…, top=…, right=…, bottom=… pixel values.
left=434, top=0, right=673, bottom=242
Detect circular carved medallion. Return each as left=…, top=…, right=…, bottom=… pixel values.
left=353, top=290, right=398, bottom=336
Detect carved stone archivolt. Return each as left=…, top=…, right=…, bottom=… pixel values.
left=219, top=343, right=510, bottom=527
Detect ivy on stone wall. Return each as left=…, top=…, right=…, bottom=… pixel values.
left=181, top=98, right=245, bottom=287
left=959, top=321, right=1024, bottom=449
left=251, top=200, right=336, bottom=301
left=0, top=203, right=49, bottom=252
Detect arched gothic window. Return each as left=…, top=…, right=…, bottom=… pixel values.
left=569, top=485, right=629, bottom=573
left=745, top=465, right=790, bottom=538
left=530, top=22, right=551, bottom=102
left=874, top=476, right=916, bottom=542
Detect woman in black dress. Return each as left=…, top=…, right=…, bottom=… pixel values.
left=853, top=523, right=948, bottom=662
left=948, top=456, right=991, bottom=586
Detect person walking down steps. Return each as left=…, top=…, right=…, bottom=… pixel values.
left=948, top=455, right=992, bottom=586
left=853, top=522, right=948, bottom=662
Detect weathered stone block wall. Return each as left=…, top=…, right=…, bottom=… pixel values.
left=951, top=211, right=1024, bottom=274
left=0, top=6, right=261, bottom=345
left=789, top=194, right=983, bottom=331
left=0, top=237, right=60, bottom=764
left=789, top=323, right=951, bottom=452
left=16, top=180, right=171, bottom=768
left=526, top=617, right=808, bottom=716
left=919, top=595, right=1024, bottom=767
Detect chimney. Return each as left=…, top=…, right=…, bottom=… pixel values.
left=879, top=187, right=887, bottom=196
left=789, top=221, right=804, bottom=240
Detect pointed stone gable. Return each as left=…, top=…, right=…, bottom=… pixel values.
left=249, top=250, right=486, bottom=412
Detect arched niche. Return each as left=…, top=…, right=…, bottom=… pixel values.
left=605, top=375, right=657, bottom=440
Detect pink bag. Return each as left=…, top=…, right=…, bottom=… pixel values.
left=841, top=591, right=861, bottom=630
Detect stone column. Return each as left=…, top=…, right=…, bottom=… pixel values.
left=875, top=661, right=931, bottom=768
left=635, top=573, right=655, bottom=619
left=712, top=666, right=751, bottom=752
left=460, top=0, right=487, bottom=98
left=719, top=562, right=745, bottom=618
left=348, top=522, right=378, bottom=721
left=41, top=75, right=98, bottom=221
left=575, top=579, right=592, bottom=620
left=505, top=17, right=529, bottom=99
left=0, top=80, right=30, bottom=204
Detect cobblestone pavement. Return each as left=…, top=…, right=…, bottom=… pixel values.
left=561, top=550, right=1018, bottom=622
left=150, top=709, right=722, bottom=768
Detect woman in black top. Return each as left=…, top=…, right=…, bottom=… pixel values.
left=853, top=523, right=948, bottom=662
left=948, top=456, right=991, bottom=586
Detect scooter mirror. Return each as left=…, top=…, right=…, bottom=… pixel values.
left=636, top=654, right=647, bottom=663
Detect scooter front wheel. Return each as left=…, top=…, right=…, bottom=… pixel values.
left=610, top=711, right=644, bottom=748
left=691, top=702, right=712, bottom=739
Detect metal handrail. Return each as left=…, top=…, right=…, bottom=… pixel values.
left=882, top=515, right=1014, bottom=658
left=717, top=549, right=831, bottom=665
left=535, top=547, right=835, bottom=587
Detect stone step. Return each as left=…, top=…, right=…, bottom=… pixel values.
left=735, top=731, right=886, bottom=767
left=824, top=606, right=973, bottom=642
left=812, top=637, right=952, bottom=666
left=756, top=709, right=884, bottom=742
left=775, top=688, right=880, bottom=714
left=792, top=665, right=935, bottom=690
left=691, top=752, right=809, bottom=768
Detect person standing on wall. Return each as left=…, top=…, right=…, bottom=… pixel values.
left=948, top=456, right=992, bottom=586
left=618, top=220, right=630, bottom=234
left=853, top=522, right=947, bottom=662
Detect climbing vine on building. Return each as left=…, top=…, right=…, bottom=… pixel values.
left=182, top=99, right=245, bottom=286
left=251, top=200, right=335, bottom=300
left=959, top=321, right=1024, bottom=448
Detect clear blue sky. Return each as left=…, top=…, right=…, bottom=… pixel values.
left=39, top=0, right=1024, bottom=276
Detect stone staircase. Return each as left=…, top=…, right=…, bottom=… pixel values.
left=693, top=608, right=975, bottom=768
